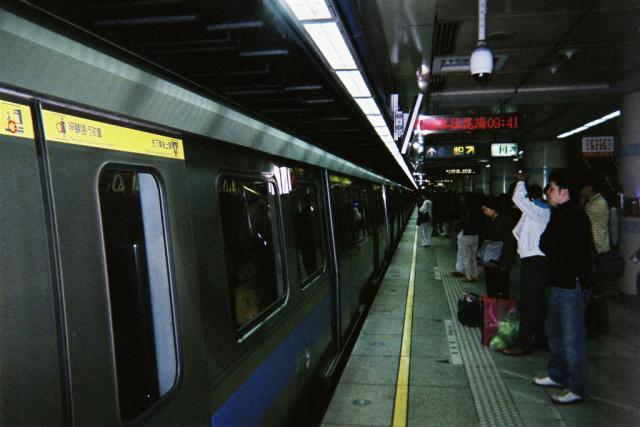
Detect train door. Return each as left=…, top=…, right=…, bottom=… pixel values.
left=0, top=96, right=65, bottom=425
left=36, top=104, right=210, bottom=425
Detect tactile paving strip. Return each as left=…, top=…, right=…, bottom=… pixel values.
left=435, top=249, right=524, bottom=427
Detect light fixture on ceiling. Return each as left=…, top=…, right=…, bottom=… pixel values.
left=560, top=48, right=579, bottom=60
left=281, top=0, right=416, bottom=188
left=416, top=64, right=430, bottom=92
left=557, top=110, right=621, bottom=139
left=470, top=0, right=493, bottom=84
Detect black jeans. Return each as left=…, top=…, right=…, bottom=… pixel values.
left=485, top=265, right=510, bottom=299
left=515, top=256, right=547, bottom=351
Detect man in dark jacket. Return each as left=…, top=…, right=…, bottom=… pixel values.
left=533, top=168, right=594, bottom=404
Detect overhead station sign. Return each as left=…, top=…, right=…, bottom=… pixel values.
left=581, top=136, right=614, bottom=157
left=424, top=144, right=475, bottom=159
left=418, top=114, right=519, bottom=133
left=491, top=143, right=518, bottom=157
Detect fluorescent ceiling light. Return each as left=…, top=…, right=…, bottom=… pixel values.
left=304, top=22, right=356, bottom=70
left=557, top=110, right=620, bottom=139
left=366, top=115, right=386, bottom=128
left=335, top=70, right=371, bottom=97
left=354, top=98, right=381, bottom=115
left=283, top=0, right=332, bottom=21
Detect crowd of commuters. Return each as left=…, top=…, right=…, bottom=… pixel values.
left=416, top=167, right=620, bottom=405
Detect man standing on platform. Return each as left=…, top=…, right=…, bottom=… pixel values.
left=581, top=172, right=611, bottom=334
left=533, top=168, right=594, bottom=404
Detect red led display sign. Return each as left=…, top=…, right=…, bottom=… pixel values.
left=418, top=114, right=519, bottom=133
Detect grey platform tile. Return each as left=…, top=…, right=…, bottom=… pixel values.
left=514, top=402, right=562, bottom=421
left=503, top=378, right=551, bottom=404
left=411, top=335, right=450, bottom=358
left=412, top=305, right=451, bottom=322
left=411, top=318, right=448, bottom=336
left=322, top=383, right=395, bottom=426
left=352, top=334, right=402, bottom=357
left=371, top=294, right=407, bottom=307
left=339, top=355, right=399, bottom=386
left=361, top=317, right=404, bottom=335
left=409, top=357, right=467, bottom=388
left=367, top=305, right=405, bottom=319
left=407, top=385, right=478, bottom=427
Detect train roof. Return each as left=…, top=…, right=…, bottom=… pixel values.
left=0, top=8, right=409, bottom=189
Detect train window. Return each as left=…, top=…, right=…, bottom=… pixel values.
left=291, top=181, right=324, bottom=286
left=98, top=169, right=177, bottom=422
left=218, top=175, right=285, bottom=329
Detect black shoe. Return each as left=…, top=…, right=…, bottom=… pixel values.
left=451, top=271, right=464, bottom=277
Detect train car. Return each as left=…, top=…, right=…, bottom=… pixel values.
left=0, top=7, right=413, bottom=426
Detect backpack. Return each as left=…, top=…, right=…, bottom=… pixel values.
left=457, top=291, right=482, bottom=327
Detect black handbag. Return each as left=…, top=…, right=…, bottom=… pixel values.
left=457, top=291, right=482, bottom=327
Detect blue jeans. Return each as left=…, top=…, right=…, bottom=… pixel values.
left=546, top=282, right=592, bottom=396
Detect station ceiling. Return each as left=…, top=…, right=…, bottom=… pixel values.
left=13, top=0, right=640, bottom=186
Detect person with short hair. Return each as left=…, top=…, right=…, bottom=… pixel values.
left=533, top=168, right=594, bottom=404
left=480, top=195, right=516, bottom=298
left=503, top=173, right=550, bottom=356
left=581, top=172, right=611, bottom=334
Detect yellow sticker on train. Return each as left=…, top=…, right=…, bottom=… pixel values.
left=1, top=101, right=34, bottom=139
left=41, top=109, right=184, bottom=160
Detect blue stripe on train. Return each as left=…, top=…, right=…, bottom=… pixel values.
left=211, top=295, right=331, bottom=426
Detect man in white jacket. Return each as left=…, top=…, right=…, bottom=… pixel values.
left=503, top=172, right=551, bottom=355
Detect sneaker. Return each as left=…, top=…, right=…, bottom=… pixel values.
left=551, top=389, right=584, bottom=404
left=461, top=277, right=476, bottom=283
left=532, top=376, right=563, bottom=387
left=451, top=271, right=464, bottom=277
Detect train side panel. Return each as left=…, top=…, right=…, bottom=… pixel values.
left=0, top=97, right=65, bottom=426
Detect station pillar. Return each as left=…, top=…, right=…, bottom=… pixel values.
left=473, top=165, right=491, bottom=194
left=522, top=141, right=567, bottom=188
left=490, top=159, right=517, bottom=195
left=619, top=91, right=640, bottom=295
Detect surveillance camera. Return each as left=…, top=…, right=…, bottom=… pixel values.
left=470, top=45, right=493, bottom=84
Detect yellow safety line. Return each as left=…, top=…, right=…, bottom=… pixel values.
left=392, top=226, right=418, bottom=427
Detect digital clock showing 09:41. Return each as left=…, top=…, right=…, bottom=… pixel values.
left=418, top=114, right=519, bottom=133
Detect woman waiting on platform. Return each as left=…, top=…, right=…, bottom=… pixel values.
left=481, top=195, right=517, bottom=298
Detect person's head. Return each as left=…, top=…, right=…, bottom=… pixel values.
left=235, top=260, right=257, bottom=287
left=580, top=170, right=603, bottom=202
left=481, top=195, right=499, bottom=219
left=527, top=183, right=544, bottom=201
left=546, top=168, right=579, bottom=207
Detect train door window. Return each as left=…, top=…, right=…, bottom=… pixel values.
left=291, top=181, right=324, bottom=287
left=98, top=169, right=177, bottom=422
left=218, top=176, right=285, bottom=330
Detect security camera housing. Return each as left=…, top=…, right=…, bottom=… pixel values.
left=470, top=45, right=494, bottom=84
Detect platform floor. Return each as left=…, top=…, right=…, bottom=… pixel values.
left=321, top=211, right=640, bottom=427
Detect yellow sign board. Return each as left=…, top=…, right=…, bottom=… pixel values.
left=41, top=109, right=184, bottom=160
left=1, top=100, right=34, bottom=139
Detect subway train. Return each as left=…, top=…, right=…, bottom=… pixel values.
left=0, top=8, right=415, bottom=426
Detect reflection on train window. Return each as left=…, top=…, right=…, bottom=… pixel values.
left=352, top=189, right=370, bottom=239
left=291, top=181, right=324, bottom=286
left=98, top=169, right=177, bottom=421
left=218, top=176, right=285, bottom=329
